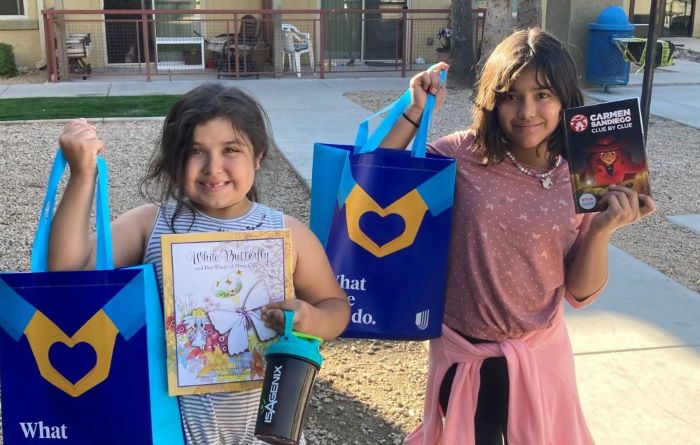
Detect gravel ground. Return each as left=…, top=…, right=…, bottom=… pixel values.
left=0, top=69, right=46, bottom=85
left=0, top=82, right=698, bottom=444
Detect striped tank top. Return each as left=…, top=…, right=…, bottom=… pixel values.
left=144, top=201, right=292, bottom=445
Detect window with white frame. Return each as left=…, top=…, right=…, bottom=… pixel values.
left=0, top=0, right=26, bottom=17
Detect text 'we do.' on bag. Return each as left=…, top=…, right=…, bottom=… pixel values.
left=0, top=151, right=183, bottom=445
left=310, top=71, right=455, bottom=340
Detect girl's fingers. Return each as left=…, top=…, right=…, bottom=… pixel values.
left=429, top=63, right=448, bottom=85
left=609, top=185, right=641, bottom=219
left=629, top=192, right=640, bottom=219
left=267, top=308, right=284, bottom=324
left=638, top=194, right=656, bottom=217
left=616, top=191, right=632, bottom=215
left=429, top=70, right=441, bottom=94
left=67, top=118, right=89, bottom=129
left=420, top=71, right=432, bottom=90
left=261, top=307, right=283, bottom=326
left=410, top=65, right=448, bottom=112
left=410, top=71, right=424, bottom=88
left=75, top=126, right=97, bottom=138
left=429, top=62, right=449, bottom=74
left=64, top=122, right=95, bottom=141
left=417, top=68, right=445, bottom=93
left=602, top=193, right=623, bottom=215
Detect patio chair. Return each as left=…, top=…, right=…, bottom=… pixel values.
left=281, top=24, right=314, bottom=78
left=65, top=33, right=92, bottom=80
left=198, top=15, right=261, bottom=77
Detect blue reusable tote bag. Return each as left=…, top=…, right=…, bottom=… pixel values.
left=0, top=151, right=183, bottom=445
left=310, top=71, right=456, bottom=340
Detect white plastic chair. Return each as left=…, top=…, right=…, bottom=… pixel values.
left=281, top=24, right=314, bottom=78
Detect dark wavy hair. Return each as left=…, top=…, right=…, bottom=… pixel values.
left=139, top=83, right=274, bottom=224
left=471, top=28, right=584, bottom=165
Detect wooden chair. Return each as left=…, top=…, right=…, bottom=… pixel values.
left=202, top=15, right=260, bottom=77
left=66, top=33, right=92, bottom=80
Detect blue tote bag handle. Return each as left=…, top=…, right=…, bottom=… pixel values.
left=31, top=149, right=114, bottom=272
left=354, top=68, right=446, bottom=157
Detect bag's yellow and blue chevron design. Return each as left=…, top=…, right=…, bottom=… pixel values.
left=0, top=272, right=144, bottom=398
left=337, top=153, right=455, bottom=258
left=310, top=69, right=455, bottom=340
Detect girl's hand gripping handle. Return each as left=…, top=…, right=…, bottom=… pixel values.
left=32, top=138, right=114, bottom=272
left=404, top=62, right=449, bottom=124
left=354, top=66, right=447, bottom=157
left=371, top=64, right=448, bottom=152
left=58, top=118, right=105, bottom=179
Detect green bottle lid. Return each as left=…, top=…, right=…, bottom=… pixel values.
left=265, top=310, right=323, bottom=368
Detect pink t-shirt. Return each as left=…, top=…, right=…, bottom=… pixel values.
left=429, top=130, right=601, bottom=341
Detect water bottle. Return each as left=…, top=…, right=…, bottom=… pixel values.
left=254, top=310, right=323, bottom=445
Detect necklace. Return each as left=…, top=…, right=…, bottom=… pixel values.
left=504, top=150, right=562, bottom=189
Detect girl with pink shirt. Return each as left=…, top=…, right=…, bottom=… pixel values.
left=382, top=29, right=656, bottom=444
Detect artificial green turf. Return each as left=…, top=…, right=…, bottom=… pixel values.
left=0, top=95, right=182, bottom=121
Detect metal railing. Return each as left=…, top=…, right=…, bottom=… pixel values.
left=42, top=8, right=485, bottom=82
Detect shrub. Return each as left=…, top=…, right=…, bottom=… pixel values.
left=0, top=43, right=18, bottom=77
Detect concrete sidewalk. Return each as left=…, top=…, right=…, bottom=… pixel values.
left=569, top=246, right=700, bottom=443
left=585, top=59, right=700, bottom=129
left=1, top=66, right=699, bottom=443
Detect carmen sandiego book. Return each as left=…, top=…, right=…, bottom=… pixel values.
left=562, top=98, right=652, bottom=213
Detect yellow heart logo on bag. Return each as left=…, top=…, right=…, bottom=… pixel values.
left=344, top=185, right=428, bottom=257
left=23, top=310, right=119, bottom=397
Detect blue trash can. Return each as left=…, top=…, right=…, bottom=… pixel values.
left=586, top=6, right=634, bottom=91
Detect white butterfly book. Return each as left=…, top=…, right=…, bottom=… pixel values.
left=160, top=230, right=293, bottom=395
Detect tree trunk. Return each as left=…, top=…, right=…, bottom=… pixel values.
left=480, top=0, right=513, bottom=60
left=448, top=0, right=475, bottom=88
left=516, top=0, right=542, bottom=29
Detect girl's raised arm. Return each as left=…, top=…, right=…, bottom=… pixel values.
left=380, top=63, right=448, bottom=150
left=48, top=119, right=103, bottom=270
left=48, top=119, right=156, bottom=271
left=261, top=216, right=350, bottom=340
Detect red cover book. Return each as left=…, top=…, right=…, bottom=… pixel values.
left=562, top=98, right=652, bottom=213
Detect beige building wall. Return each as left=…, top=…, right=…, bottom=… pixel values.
left=411, top=0, right=449, bottom=7
left=206, top=0, right=260, bottom=6
left=411, top=3, right=450, bottom=66
left=283, top=0, right=316, bottom=7
left=0, top=0, right=42, bottom=69
left=280, top=0, right=316, bottom=35
left=203, top=0, right=262, bottom=37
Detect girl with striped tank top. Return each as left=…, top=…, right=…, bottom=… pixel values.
left=48, top=84, right=351, bottom=445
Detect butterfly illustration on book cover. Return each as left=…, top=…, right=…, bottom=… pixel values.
left=207, top=269, right=278, bottom=356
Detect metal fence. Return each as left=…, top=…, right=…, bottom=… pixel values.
left=42, top=8, right=485, bottom=82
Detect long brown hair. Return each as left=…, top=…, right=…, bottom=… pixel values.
left=471, top=28, right=583, bottom=165
left=139, top=83, right=274, bottom=228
